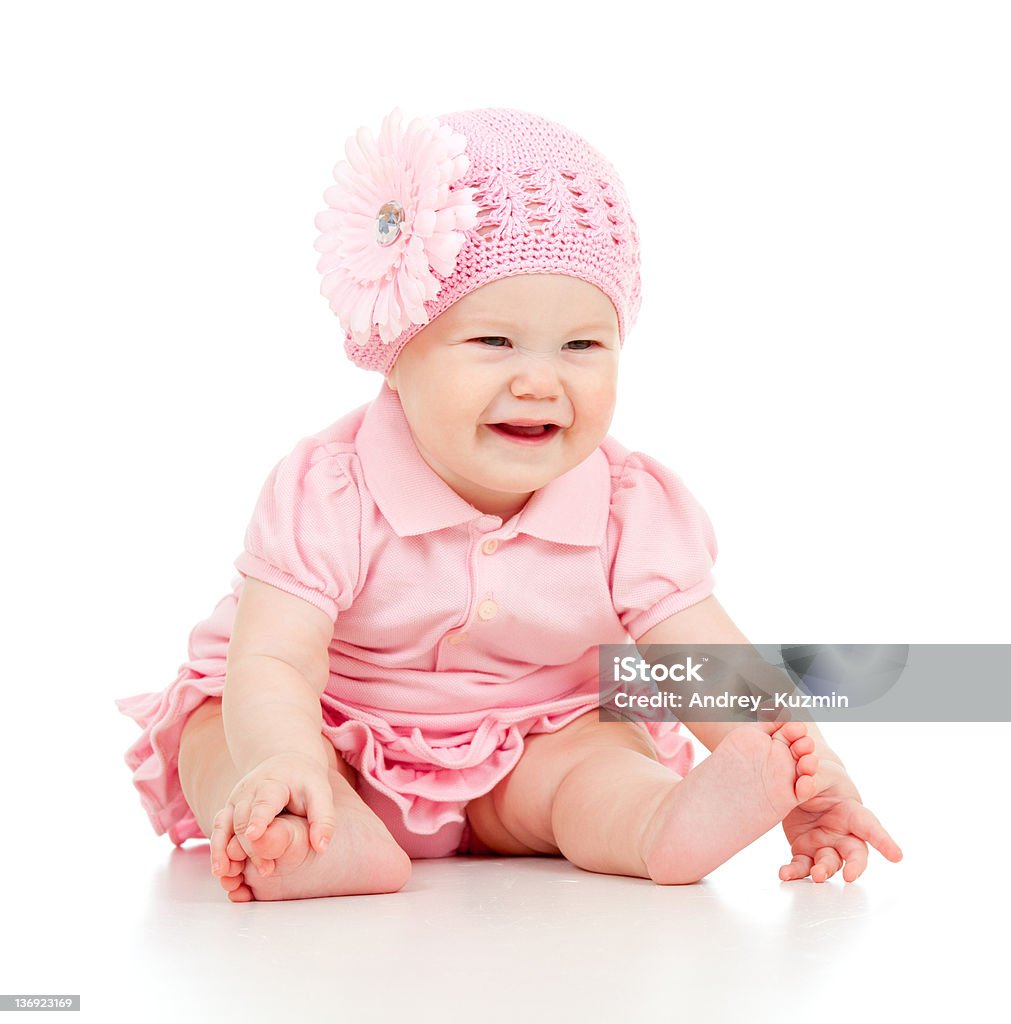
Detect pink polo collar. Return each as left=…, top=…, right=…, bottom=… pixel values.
left=356, top=382, right=610, bottom=546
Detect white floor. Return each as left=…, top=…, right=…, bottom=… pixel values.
left=4, top=723, right=1005, bottom=1023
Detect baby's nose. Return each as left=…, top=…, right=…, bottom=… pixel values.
left=509, top=347, right=563, bottom=396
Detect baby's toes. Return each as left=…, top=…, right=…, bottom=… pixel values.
left=225, top=835, right=247, bottom=862
left=215, top=856, right=258, bottom=901
left=788, top=734, right=815, bottom=757
left=777, top=720, right=809, bottom=745
left=236, top=817, right=300, bottom=877
left=795, top=772, right=818, bottom=802
left=226, top=875, right=255, bottom=903
left=247, top=816, right=300, bottom=862
left=753, top=719, right=787, bottom=736
left=217, top=860, right=247, bottom=893
left=218, top=872, right=244, bottom=894
left=793, top=755, right=820, bottom=801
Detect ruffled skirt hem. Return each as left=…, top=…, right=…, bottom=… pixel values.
left=116, top=672, right=695, bottom=847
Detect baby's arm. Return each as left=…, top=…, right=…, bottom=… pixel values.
left=212, top=578, right=337, bottom=871
left=634, top=595, right=844, bottom=763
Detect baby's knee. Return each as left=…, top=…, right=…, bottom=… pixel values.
left=561, top=717, right=660, bottom=764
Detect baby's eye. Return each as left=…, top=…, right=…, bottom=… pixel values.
left=475, top=337, right=600, bottom=351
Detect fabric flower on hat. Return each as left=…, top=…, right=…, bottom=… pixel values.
left=313, top=107, right=480, bottom=348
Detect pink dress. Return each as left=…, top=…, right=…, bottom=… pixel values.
left=115, top=382, right=718, bottom=858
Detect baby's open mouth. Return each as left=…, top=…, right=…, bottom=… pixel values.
left=491, top=423, right=559, bottom=437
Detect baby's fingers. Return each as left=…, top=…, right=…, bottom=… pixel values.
left=810, top=846, right=843, bottom=882
left=780, top=854, right=813, bottom=881
left=834, top=836, right=869, bottom=882
left=850, top=805, right=904, bottom=863
left=304, top=778, right=337, bottom=854
left=210, top=805, right=237, bottom=876
left=232, top=780, right=290, bottom=843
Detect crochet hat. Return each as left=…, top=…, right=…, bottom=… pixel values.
left=313, top=106, right=642, bottom=376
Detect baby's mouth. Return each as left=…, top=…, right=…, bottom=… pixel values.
left=490, top=423, right=559, bottom=437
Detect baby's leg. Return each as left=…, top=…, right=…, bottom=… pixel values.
left=636, top=721, right=817, bottom=883
left=178, top=698, right=411, bottom=901
left=468, top=713, right=816, bottom=884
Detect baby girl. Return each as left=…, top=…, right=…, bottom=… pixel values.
left=116, top=106, right=902, bottom=902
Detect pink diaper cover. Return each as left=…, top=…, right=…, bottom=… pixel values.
left=355, top=781, right=498, bottom=858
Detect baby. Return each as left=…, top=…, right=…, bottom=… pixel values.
left=116, top=106, right=902, bottom=902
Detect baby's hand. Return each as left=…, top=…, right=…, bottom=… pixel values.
left=779, top=760, right=903, bottom=883
left=209, top=752, right=336, bottom=878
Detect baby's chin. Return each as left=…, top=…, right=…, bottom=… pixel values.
left=455, top=470, right=553, bottom=513
left=469, top=460, right=564, bottom=492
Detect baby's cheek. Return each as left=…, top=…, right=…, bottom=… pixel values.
left=585, top=383, right=618, bottom=430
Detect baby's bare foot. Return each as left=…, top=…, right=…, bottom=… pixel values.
left=641, top=721, right=818, bottom=885
left=216, top=806, right=411, bottom=902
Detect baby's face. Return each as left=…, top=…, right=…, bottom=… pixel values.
left=386, top=274, right=620, bottom=520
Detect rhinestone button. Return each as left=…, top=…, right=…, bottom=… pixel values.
left=478, top=600, right=498, bottom=621
left=481, top=539, right=498, bottom=555
left=375, top=200, right=404, bottom=247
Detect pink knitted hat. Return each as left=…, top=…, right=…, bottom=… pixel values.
left=313, top=106, right=642, bottom=376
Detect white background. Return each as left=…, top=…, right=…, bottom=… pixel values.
left=1, top=1, right=1008, bottom=1020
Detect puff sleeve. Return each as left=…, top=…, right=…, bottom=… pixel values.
left=232, top=437, right=363, bottom=623
left=608, top=451, right=718, bottom=640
